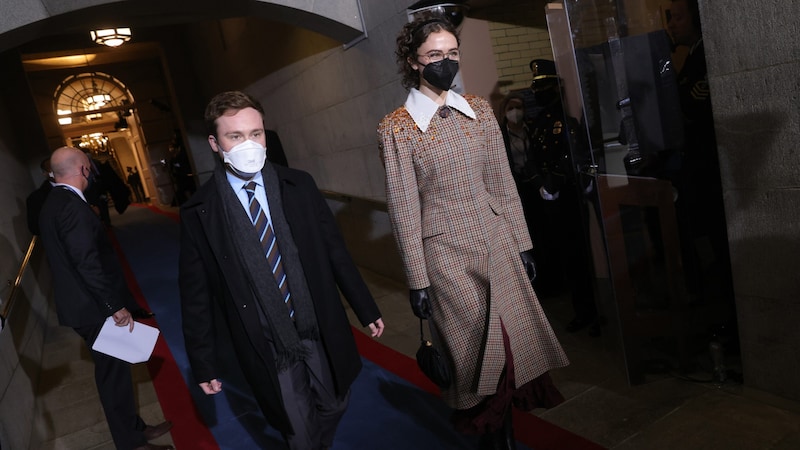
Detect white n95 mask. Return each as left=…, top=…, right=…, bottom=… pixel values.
left=222, top=140, right=267, bottom=175
left=505, top=108, right=524, bottom=125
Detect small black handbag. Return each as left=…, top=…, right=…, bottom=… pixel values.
left=416, top=318, right=452, bottom=389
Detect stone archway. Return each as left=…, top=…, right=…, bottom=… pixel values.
left=0, top=0, right=366, bottom=52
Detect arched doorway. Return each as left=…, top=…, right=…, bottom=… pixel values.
left=53, top=71, right=152, bottom=207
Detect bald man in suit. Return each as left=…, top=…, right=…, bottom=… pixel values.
left=38, top=146, right=173, bottom=450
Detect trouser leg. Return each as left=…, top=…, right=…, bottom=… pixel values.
left=74, top=325, right=146, bottom=450
left=278, top=340, right=349, bottom=450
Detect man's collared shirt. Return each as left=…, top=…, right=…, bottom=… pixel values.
left=54, top=183, right=88, bottom=203
left=226, top=170, right=273, bottom=224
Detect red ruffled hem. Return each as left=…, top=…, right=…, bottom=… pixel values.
left=451, top=324, right=565, bottom=435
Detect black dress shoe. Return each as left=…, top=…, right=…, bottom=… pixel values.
left=502, top=409, right=517, bottom=450
left=143, top=420, right=172, bottom=440
left=479, top=409, right=516, bottom=450
left=479, top=430, right=504, bottom=450
left=132, top=308, right=155, bottom=319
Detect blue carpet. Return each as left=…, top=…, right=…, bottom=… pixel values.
left=111, top=206, right=533, bottom=449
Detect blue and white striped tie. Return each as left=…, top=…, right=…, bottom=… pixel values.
left=244, top=181, right=294, bottom=319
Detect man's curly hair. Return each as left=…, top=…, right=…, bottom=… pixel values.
left=395, top=16, right=460, bottom=90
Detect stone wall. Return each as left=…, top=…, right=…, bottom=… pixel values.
left=0, top=52, right=51, bottom=449
left=700, top=0, right=800, bottom=401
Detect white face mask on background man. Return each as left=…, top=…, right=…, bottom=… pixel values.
left=505, top=107, right=524, bottom=125
left=221, top=139, right=267, bottom=176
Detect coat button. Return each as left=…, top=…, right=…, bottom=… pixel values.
left=242, top=304, right=247, bottom=308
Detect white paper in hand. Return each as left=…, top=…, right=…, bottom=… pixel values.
left=91, top=316, right=160, bottom=363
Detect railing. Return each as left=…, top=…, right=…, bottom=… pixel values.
left=1, top=236, right=37, bottom=331
left=320, top=190, right=387, bottom=212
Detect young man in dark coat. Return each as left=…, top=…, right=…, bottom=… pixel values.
left=179, top=90, right=384, bottom=450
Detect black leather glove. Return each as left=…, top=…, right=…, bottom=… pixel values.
left=409, top=288, right=432, bottom=319
left=520, top=250, right=537, bottom=283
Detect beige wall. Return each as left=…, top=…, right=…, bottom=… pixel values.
left=486, top=0, right=554, bottom=94
left=240, top=3, right=410, bottom=200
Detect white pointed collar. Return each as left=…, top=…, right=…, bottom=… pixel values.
left=404, top=88, right=476, bottom=133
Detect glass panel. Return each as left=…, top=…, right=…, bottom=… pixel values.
left=547, top=1, right=707, bottom=385
left=618, top=204, right=669, bottom=312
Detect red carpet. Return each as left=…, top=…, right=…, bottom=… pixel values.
left=109, top=228, right=220, bottom=449
left=144, top=204, right=180, bottom=222
left=351, top=327, right=606, bottom=450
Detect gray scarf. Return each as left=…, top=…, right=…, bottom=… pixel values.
left=214, top=162, right=319, bottom=370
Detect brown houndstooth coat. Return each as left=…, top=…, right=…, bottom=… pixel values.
left=378, top=94, right=569, bottom=410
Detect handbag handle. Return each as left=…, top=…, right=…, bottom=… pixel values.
left=419, top=318, right=429, bottom=344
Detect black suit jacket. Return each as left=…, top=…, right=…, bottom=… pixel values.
left=38, top=186, right=134, bottom=328
left=26, top=180, right=53, bottom=235
left=179, top=163, right=380, bottom=434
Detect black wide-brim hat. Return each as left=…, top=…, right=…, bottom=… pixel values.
left=529, top=59, right=558, bottom=80
left=529, top=59, right=559, bottom=91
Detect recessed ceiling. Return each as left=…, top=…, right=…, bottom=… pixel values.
left=21, top=42, right=162, bottom=72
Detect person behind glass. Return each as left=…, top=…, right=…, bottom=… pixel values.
left=668, top=0, right=734, bottom=309
left=82, top=152, right=112, bottom=227
left=499, top=93, right=541, bottom=245
left=25, top=157, right=55, bottom=235
left=166, top=132, right=196, bottom=205
left=179, top=91, right=385, bottom=450
left=378, top=17, right=569, bottom=450
left=527, top=59, right=598, bottom=334
left=127, top=166, right=145, bottom=203
left=266, top=129, right=290, bottom=167
left=38, top=146, right=173, bottom=450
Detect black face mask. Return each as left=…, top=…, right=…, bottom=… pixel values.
left=421, top=59, right=459, bottom=91
left=82, top=165, right=97, bottom=190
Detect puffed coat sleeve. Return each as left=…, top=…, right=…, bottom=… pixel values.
left=377, top=109, right=430, bottom=290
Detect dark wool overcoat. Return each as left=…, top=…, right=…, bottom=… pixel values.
left=378, top=94, right=569, bottom=409
left=179, top=163, right=381, bottom=434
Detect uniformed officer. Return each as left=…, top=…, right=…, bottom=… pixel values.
left=527, top=59, right=598, bottom=334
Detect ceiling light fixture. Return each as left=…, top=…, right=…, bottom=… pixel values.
left=407, top=1, right=469, bottom=28
left=90, top=28, right=132, bottom=47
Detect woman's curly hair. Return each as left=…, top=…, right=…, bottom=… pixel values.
left=395, top=16, right=460, bottom=90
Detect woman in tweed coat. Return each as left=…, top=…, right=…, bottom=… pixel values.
left=378, top=17, right=570, bottom=449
